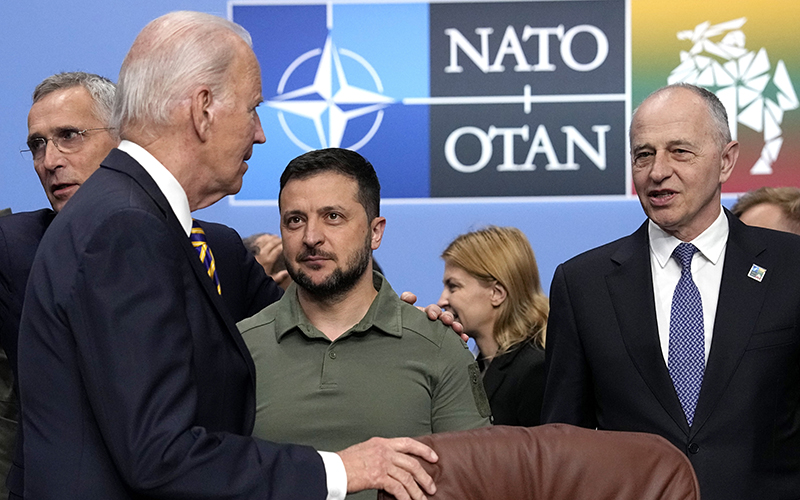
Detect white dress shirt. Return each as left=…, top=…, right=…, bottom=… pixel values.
left=649, top=207, right=729, bottom=364
left=117, top=141, right=347, bottom=500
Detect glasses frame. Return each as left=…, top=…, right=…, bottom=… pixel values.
left=20, top=127, right=116, bottom=161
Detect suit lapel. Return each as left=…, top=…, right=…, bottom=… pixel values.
left=482, top=348, right=519, bottom=401
left=606, top=222, right=690, bottom=434
left=690, top=212, right=769, bottom=435
left=101, top=149, right=253, bottom=371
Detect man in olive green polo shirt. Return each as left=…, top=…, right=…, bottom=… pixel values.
left=239, top=148, right=491, bottom=498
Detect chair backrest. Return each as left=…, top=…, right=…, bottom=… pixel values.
left=378, top=423, right=700, bottom=500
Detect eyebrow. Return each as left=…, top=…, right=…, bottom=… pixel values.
left=316, top=205, right=347, bottom=214
left=27, top=126, right=81, bottom=142
left=632, top=139, right=697, bottom=154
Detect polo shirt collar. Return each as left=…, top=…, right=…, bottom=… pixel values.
left=274, top=271, right=403, bottom=342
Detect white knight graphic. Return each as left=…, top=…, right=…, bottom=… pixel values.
left=668, top=18, right=799, bottom=175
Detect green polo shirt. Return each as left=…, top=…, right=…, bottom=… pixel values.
left=239, top=271, right=491, bottom=464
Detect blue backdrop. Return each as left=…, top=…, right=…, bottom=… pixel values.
left=0, top=0, right=738, bottom=307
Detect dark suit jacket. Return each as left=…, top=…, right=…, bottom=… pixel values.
left=542, top=211, right=800, bottom=500
left=0, top=209, right=55, bottom=497
left=17, top=148, right=323, bottom=499
left=480, top=342, right=544, bottom=427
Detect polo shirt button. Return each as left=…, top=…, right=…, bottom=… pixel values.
left=688, top=443, right=699, bottom=454
left=471, top=372, right=479, bottom=383
left=329, top=351, right=337, bottom=359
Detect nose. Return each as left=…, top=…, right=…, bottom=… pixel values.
left=40, top=140, right=65, bottom=171
left=649, top=151, right=672, bottom=183
left=437, top=289, right=449, bottom=309
left=302, top=217, right=324, bottom=248
left=253, top=112, right=266, bottom=145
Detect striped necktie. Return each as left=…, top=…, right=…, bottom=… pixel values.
left=668, top=242, right=704, bottom=426
left=190, top=219, right=221, bottom=295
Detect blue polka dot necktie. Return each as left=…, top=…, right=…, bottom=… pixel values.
left=190, top=219, right=221, bottom=295
left=669, top=242, right=704, bottom=426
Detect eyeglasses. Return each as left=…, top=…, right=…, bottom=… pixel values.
left=20, top=127, right=115, bottom=161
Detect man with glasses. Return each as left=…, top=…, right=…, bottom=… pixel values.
left=0, top=71, right=118, bottom=499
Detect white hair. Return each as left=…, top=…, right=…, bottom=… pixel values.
left=112, top=11, right=252, bottom=138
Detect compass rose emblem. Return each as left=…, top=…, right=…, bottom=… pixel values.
left=267, top=34, right=395, bottom=151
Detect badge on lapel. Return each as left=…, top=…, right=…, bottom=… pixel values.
left=747, top=264, right=767, bottom=282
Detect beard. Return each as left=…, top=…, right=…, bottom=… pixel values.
left=287, top=237, right=372, bottom=301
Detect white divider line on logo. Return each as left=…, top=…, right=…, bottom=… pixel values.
left=403, top=93, right=626, bottom=105
left=404, top=88, right=625, bottom=114
left=229, top=194, right=638, bottom=206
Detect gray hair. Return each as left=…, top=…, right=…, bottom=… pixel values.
left=33, top=72, right=117, bottom=128
left=631, top=83, right=732, bottom=150
left=112, top=11, right=253, bottom=139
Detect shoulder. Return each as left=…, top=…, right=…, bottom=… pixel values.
left=498, top=342, right=545, bottom=375
left=238, top=301, right=280, bottom=336
left=516, top=341, right=545, bottom=364
left=399, top=300, right=451, bottom=345
left=397, top=301, right=474, bottom=363
left=561, top=230, right=642, bottom=269
left=730, top=217, right=800, bottom=254
left=0, top=209, right=55, bottom=272
left=0, top=209, right=55, bottom=238
left=197, top=220, right=249, bottom=262
left=197, top=220, right=241, bottom=244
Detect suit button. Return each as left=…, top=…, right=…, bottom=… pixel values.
left=688, top=443, right=699, bottom=454
left=329, top=351, right=337, bottom=359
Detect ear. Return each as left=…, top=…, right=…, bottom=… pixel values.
left=370, top=217, right=386, bottom=250
left=490, top=281, right=507, bottom=307
left=718, top=140, right=739, bottom=184
left=190, top=86, right=214, bottom=142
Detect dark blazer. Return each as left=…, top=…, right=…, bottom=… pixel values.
left=17, top=148, right=323, bottom=499
left=542, top=211, right=800, bottom=500
left=0, top=209, right=55, bottom=497
left=480, top=342, right=544, bottom=427
left=0, top=211, right=282, bottom=498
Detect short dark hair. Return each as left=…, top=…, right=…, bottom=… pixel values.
left=279, top=148, right=381, bottom=220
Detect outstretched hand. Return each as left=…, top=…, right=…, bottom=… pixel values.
left=337, top=437, right=438, bottom=500
left=400, top=292, right=468, bottom=342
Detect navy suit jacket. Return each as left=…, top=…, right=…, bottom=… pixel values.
left=542, top=211, right=800, bottom=500
left=17, top=148, right=323, bottom=499
left=0, top=209, right=55, bottom=496
left=480, top=341, right=544, bottom=427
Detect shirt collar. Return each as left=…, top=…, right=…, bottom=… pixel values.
left=117, top=140, right=192, bottom=236
left=274, top=271, right=403, bottom=342
left=649, top=207, right=729, bottom=268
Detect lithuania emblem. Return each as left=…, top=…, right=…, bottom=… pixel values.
left=668, top=18, right=799, bottom=175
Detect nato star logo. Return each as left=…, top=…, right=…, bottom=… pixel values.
left=267, top=34, right=395, bottom=151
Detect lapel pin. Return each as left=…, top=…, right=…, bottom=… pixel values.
left=747, top=264, right=766, bottom=282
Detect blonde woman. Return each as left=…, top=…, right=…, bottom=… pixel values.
left=438, top=226, right=548, bottom=426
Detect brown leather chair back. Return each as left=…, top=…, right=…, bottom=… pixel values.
left=378, top=424, right=700, bottom=500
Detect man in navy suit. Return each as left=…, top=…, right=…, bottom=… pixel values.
left=542, top=84, right=800, bottom=500
left=1, top=69, right=286, bottom=498
left=18, top=11, right=436, bottom=500
left=0, top=71, right=119, bottom=499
